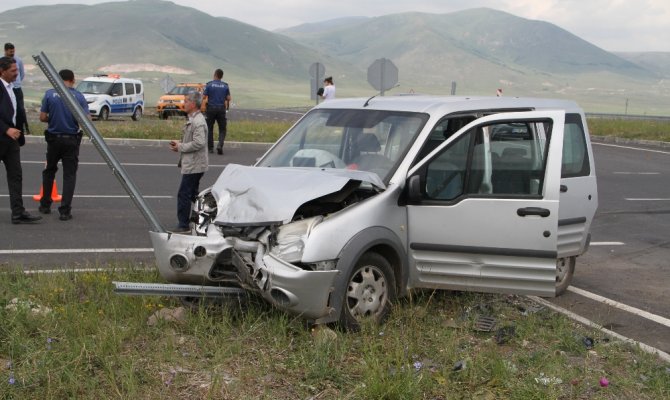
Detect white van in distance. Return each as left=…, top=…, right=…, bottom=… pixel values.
left=76, top=74, right=144, bottom=121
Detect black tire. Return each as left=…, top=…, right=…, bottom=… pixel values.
left=556, top=256, right=575, bottom=295
left=159, top=112, right=168, bottom=120
left=339, top=252, right=396, bottom=331
left=99, top=106, right=109, bottom=121
left=132, top=107, right=142, bottom=121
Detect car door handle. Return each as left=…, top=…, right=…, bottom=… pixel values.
left=517, top=207, right=550, bottom=217
left=560, top=185, right=568, bottom=193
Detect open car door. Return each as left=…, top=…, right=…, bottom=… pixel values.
left=406, top=111, right=565, bottom=297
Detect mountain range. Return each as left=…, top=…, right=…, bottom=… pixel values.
left=1, top=0, right=668, bottom=114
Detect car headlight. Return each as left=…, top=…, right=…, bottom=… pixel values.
left=271, top=216, right=323, bottom=263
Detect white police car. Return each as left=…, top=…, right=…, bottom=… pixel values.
left=76, top=74, right=144, bottom=121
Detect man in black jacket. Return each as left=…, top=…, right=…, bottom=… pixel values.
left=0, top=56, right=41, bottom=224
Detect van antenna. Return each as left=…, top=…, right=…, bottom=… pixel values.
left=363, top=94, right=377, bottom=107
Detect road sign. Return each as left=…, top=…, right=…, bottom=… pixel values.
left=309, top=62, right=325, bottom=103
left=160, top=75, right=176, bottom=94
left=367, top=58, right=398, bottom=95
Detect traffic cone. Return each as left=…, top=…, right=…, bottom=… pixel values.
left=33, top=180, right=62, bottom=202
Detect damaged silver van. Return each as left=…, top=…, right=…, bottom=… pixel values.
left=150, top=96, right=598, bottom=329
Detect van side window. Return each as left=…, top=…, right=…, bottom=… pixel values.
left=110, top=83, right=123, bottom=96
left=423, top=119, right=552, bottom=200
left=562, top=114, right=590, bottom=177
left=135, top=83, right=142, bottom=94
left=125, top=83, right=135, bottom=95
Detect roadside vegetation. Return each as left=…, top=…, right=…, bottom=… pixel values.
left=586, top=118, right=670, bottom=142
left=1, top=266, right=668, bottom=399
left=25, top=112, right=670, bottom=144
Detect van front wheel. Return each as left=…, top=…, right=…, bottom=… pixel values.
left=132, top=107, right=142, bottom=121
left=556, top=256, right=575, bottom=295
left=339, top=252, right=396, bottom=331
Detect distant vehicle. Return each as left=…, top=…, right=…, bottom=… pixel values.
left=156, top=83, right=207, bottom=119
left=146, top=95, right=598, bottom=329
left=76, top=74, right=144, bottom=121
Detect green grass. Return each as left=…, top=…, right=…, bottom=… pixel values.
left=1, top=265, right=668, bottom=399
left=26, top=114, right=293, bottom=143
left=587, top=118, right=670, bottom=142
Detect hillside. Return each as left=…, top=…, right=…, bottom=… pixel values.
left=615, top=52, right=670, bottom=78
left=1, top=1, right=668, bottom=113
left=0, top=0, right=363, bottom=106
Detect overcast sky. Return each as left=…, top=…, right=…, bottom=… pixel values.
left=1, top=0, right=668, bottom=52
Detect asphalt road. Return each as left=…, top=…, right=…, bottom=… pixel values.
left=1, top=133, right=668, bottom=355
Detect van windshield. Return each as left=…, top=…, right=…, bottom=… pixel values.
left=76, top=81, right=113, bottom=95
left=257, top=108, right=428, bottom=182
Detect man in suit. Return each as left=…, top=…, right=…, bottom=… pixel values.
left=0, top=56, right=41, bottom=224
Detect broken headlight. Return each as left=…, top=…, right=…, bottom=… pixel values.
left=193, top=189, right=217, bottom=236
left=270, top=216, right=323, bottom=263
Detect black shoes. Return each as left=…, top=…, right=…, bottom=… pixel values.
left=59, top=213, right=72, bottom=221
left=208, top=148, right=214, bottom=154
left=39, top=205, right=51, bottom=214
left=216, top=147, right=223, bottom=155
left=11, top=211, right=42, bottom=224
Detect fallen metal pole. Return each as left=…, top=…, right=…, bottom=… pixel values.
left=32, top=52, right=166, bottom=233
left=113, top=281, right=246, bottom=298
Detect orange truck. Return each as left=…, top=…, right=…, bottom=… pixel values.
left=156, top=83, right=207, bottom=119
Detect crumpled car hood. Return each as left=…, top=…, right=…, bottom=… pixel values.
left=211, top=164, right=385, bottom=226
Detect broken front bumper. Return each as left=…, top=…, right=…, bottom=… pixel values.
left=149, top=231, right=340, bottom=320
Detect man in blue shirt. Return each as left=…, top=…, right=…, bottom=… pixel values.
left=39, top=69, right=90, bottom=221
left=203, top=68, right=231, bottom=155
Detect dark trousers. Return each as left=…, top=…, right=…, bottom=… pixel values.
left=0, top=139, right=25, bottom=216
left=13, top=87, right=29, bottom=134
left=41, top=134, right=81, bottom=214
left=177, top=172, right=204, bottom=229
left=206, top=105, right=227, bottom=150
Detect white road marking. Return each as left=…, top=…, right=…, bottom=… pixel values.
left=593, top=142, right=670, bottom=155
left=23, top=161, right=228, bottom=168
left=0, top=248, right=153, bottom=255
left=625, top=198, right=670, bottom=201
left=568, top=286, right=670, bottom=328
left=590, top=241, right=624, bottom=246
left=614, top=172, right=660, bottom=175
left=529, top=295, right=670, bottom=363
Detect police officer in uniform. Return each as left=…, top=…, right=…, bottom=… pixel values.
left=203, top=68, right=231, bottom=155
left=39, top=69, right=90, bottom=221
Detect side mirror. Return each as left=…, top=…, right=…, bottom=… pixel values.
left=407, top=175, right=422, bottom=203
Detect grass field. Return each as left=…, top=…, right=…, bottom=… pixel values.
left=1, top=266, right=668, bottom=399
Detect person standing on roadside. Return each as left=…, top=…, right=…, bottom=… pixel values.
left=169, top=91, right=208, bottom=233
left=39, top=69, right=89, bottom=221
left=0, top=56, right=41, bottom=224
left=203, top=68, right=231, bottom=155
left=4, top=43, right=29, bottom=135
left=320, top=76, right=336, bottom=101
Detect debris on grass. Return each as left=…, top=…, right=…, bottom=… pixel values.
left=5, top=297, right=52, bottom=316
left=535, top=372, right=563, bottom=386
left=147, top=306, right=187, bottom=326
left=495, top=325, right=516, bottom=345
left=474, top=315, right=497, bottom=332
